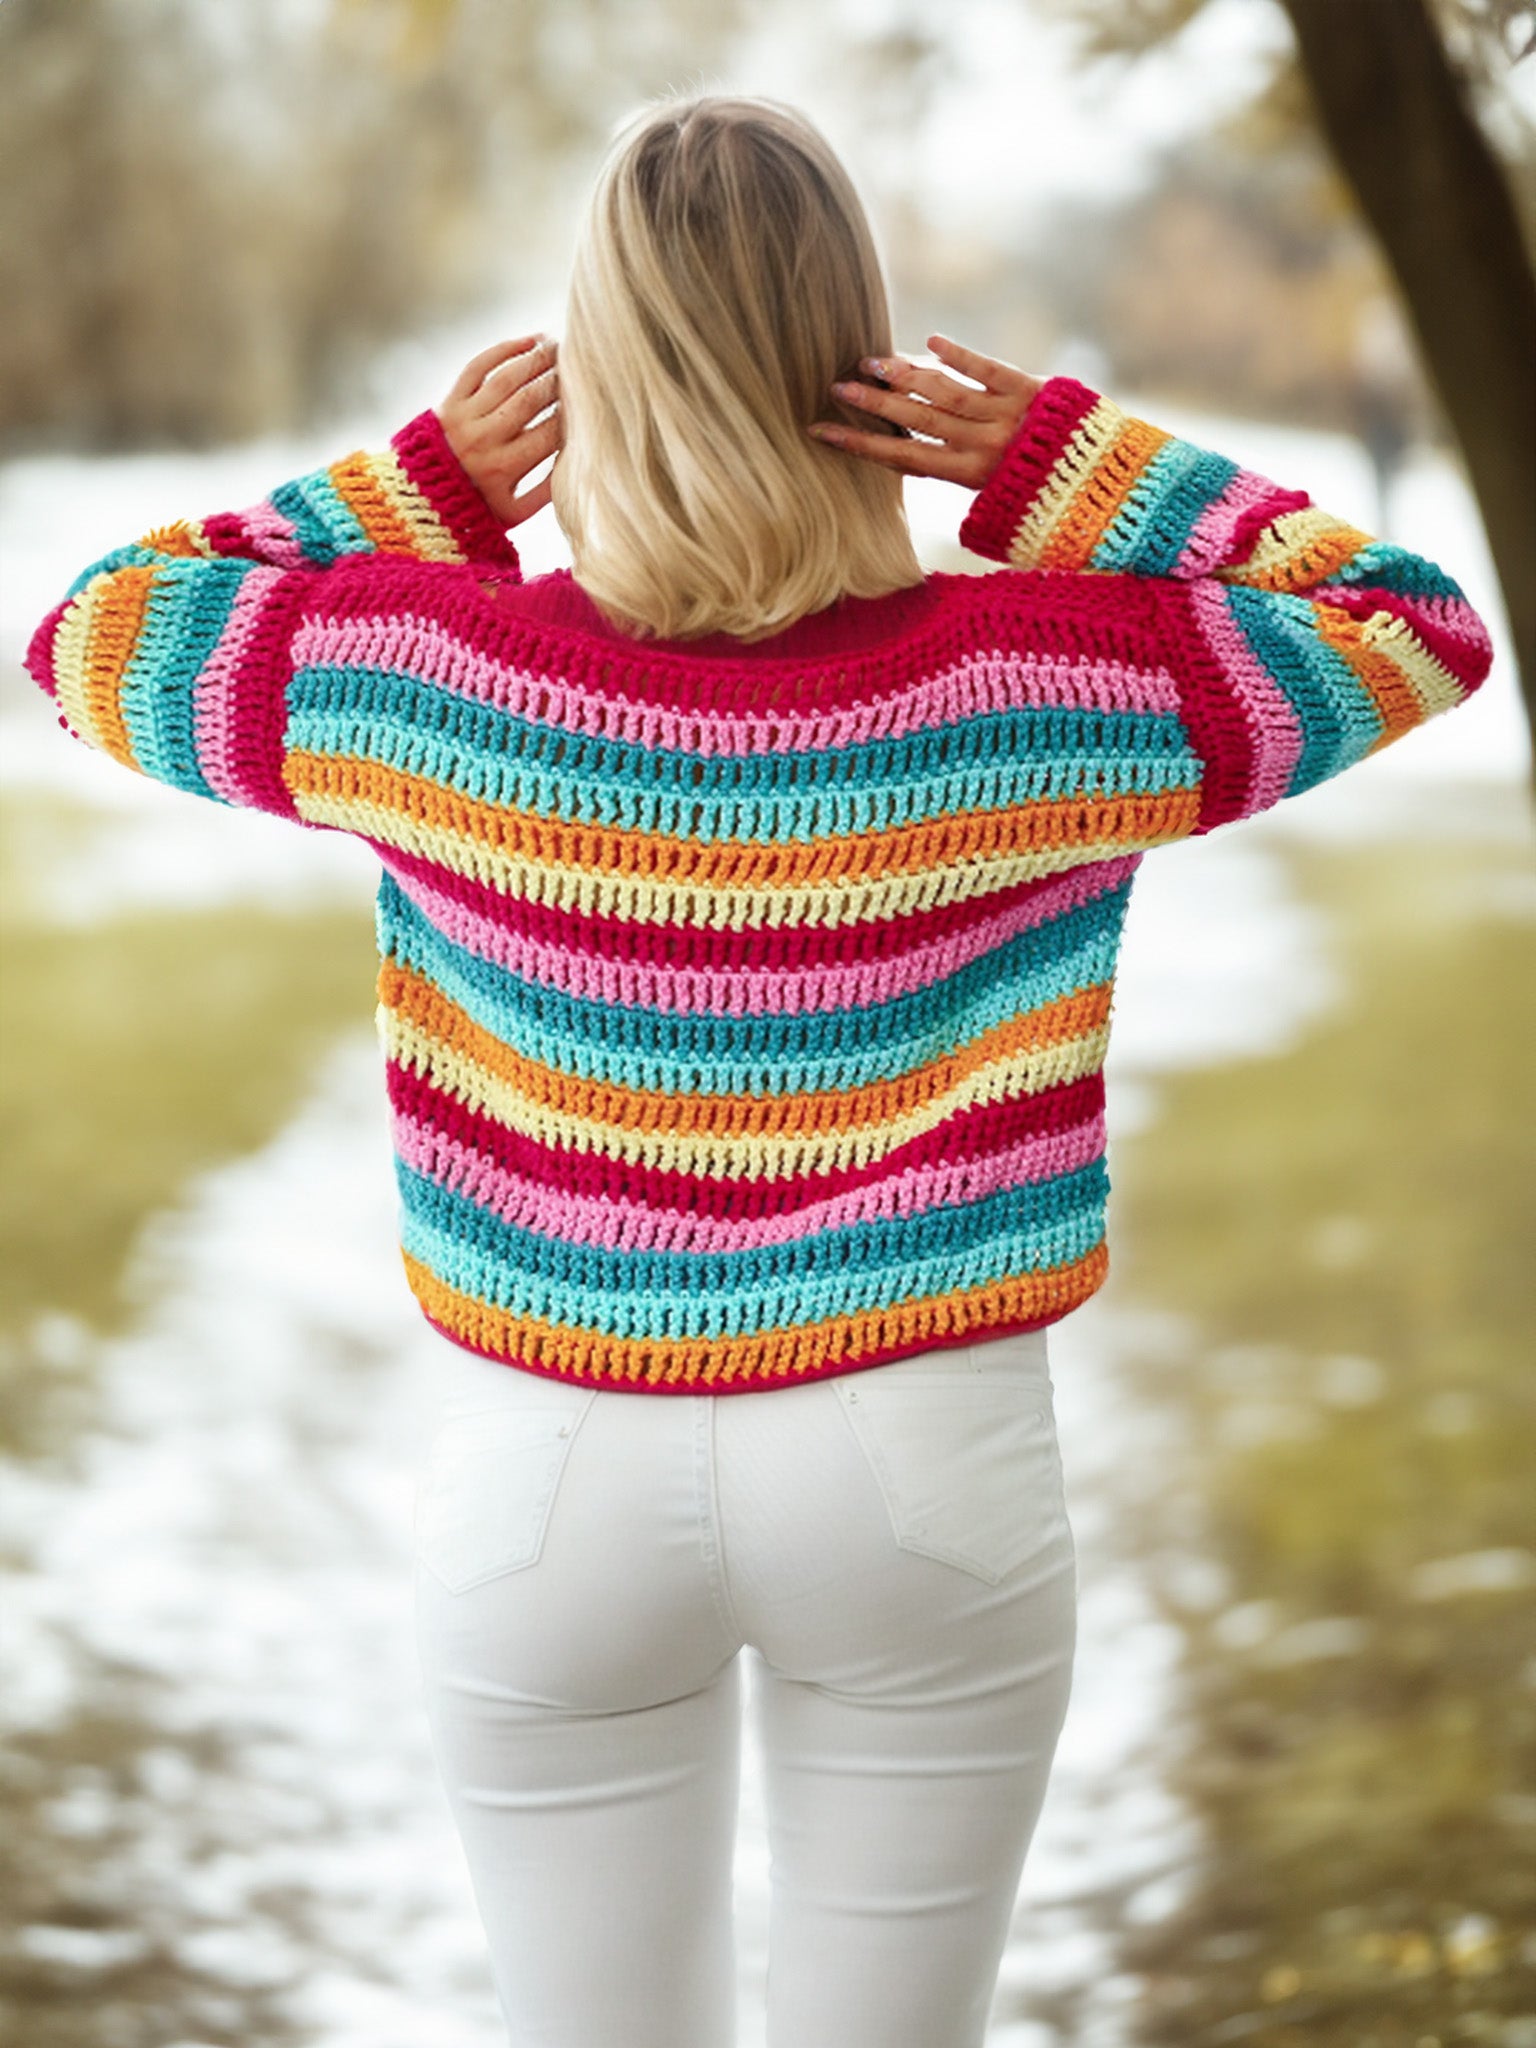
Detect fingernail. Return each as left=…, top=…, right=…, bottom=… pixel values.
left=861, top=356, right=898, bottom=377
left=809, top=423, right=843, bottom=443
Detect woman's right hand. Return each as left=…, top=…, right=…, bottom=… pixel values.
left=438, top=334, right=562, bottom=530
left=808, top=333, right=1045, bottom=490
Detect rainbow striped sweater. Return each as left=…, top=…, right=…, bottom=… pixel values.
left=25, top=377, right=1494, bottom=1393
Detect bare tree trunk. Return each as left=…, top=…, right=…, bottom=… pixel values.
left=1280, top=0, right=1536, bottom=790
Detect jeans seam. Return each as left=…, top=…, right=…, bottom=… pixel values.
left=694, top=1397, right=746, bottom=1652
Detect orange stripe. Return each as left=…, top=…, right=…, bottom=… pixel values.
left=1241, top=525, right=1370, bottom=595
left=329, top=451, right=422, bottom=556
left=1040, top=418, right=1172, bottom=572
left=401, top=1242, right=1110, bottom=1389
left=381, top=957, right=1113, bottom=1137
left=82, top=568, right=156, bottom=767
left=141, top=520, right=210, bottom=559
left=285, top=751, right=1202, bottom=886
left=1312, top=604, right=1425, bottom=749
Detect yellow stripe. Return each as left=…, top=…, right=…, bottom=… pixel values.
left=50, top=592, right=103, bottom=749
left=402, top=1243, right=1111, bottom=1389
left=288, top=762, right=1200, bottom=929
left=374, top=447, right=471, bottom=563
left=380, top=1006, right=1112, bottom=1180
left=1004, top=396, right=1128, bottom=573
left=1224, top=506, right=1370, bottom=592
left=1358, top=608, right=1465, bottom=719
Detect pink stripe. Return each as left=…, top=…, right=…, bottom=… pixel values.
left=1317, top=584, right=1492, bottom=692
left=291, top=614, right=1184, bottom=755
left=387, top=853, right=1137, bottom=1016
left=1185, top=579, right=1304, bottom=818
left=194, top=565, right=288, bottom=806
left=394, top=1107, right=1108, bottom=1254
left=207, top=500, right=310, bottom=570
left=1173, top=468, right=1287, bottom=581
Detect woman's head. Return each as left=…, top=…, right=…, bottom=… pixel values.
left=551, top=93, right=924, bottom=643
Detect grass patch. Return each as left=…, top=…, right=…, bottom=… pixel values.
left=0, top=795, right=377, bottom=1449
left=1108, top=830, right=1536, bottom=2045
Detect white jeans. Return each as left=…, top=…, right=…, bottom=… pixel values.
left=412, top=1331, right=1078, bottom=2048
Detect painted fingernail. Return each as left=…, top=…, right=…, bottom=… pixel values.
left=809, top=423, right=844, bottom=443
left=831, top=381, right=860, bottom=398
left=861, top=356, right=898, bottom=377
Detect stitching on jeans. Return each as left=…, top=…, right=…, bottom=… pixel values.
left=694, top=1397, right=746, bottom=1650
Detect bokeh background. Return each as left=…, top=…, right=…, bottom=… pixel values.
left=1, top=2, right=1533, bottom=2044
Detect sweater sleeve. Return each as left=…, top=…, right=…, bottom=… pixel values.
left=22, top=409, right=517, bottom=820
left=958, top=375, right=1495, bottom=838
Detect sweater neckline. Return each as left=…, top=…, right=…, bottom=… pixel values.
left=472, top=565, right=955, bottom=665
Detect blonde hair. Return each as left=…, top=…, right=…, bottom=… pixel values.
left=550, top=93, right=925, bottom=644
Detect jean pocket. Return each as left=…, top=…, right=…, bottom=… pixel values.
left=833, top=1369, right=1067, bottom=1585
left=414, top=1392, right=597, bottom=1593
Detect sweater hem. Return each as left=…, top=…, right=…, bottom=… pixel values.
left=420, top=1306, right=1079, bottom=1396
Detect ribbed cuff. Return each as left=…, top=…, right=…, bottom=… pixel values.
left=391, top=408, right=522, bottom=567
left=957, top=376, right=1104, bottom=567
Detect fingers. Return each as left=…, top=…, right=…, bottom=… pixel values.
left=808, top=420, right=977, bottom=485
left=478, top=409, right=560, bottom=498
left=926, top=332, right=1034, bottom=400
left=483, top=361, right=559, bottom=431
left=447, top=334, right=545, bottom=405
left=477, top=336, right=558, bottom=413
left=831, top=373, right=990, bottom=443
left=858, top=353, right=1005, bottom=422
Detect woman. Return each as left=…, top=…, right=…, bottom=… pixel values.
left=26, top=91, right=1492, bottom=2048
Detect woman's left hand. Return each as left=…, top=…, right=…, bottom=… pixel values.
left=438, top=334, right=561, bottom=529
left=809, top=333, right=1043, bottom=491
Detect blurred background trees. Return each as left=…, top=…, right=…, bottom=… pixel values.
left=1039, top=0, right=1536, bottom=803
left=0, top=0, right=750, bottom=449
left=2, top=0, right=1531, bottom=737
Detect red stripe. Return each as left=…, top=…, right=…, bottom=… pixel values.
left=1319, top=583, right=1488, bottom=691
left=377, top=842, right=1138, bottom=977
left=385, top=1058, right=1105, bottom=1219
left=1166, top=583, right=1258, bottom=836
left=225, top=570, right=313, bottom=819
left=309, top=557, right=947, bottom=714
left=958, top=377, right=1102, bottom=564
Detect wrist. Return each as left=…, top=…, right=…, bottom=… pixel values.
left=958, top=375, right=1107, bottom=566
left=392, top=409, right=516, bottom=564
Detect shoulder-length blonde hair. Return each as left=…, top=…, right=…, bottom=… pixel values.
left=550, top=92, right=925, bottom=644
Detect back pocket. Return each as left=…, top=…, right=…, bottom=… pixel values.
left=414, top=1394, right=597, bottom=1593
left=833, top=1370, right=1067, bottom=1585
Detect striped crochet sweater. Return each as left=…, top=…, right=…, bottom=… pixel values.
left=25, top=377, right=1494, bottom=1393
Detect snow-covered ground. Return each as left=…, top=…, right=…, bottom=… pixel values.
left=1, top=375, right=1528, bottom=2043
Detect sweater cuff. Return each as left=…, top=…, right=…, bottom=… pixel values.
left=390, top=408, right=522, bottom=568
left=958, top=375, right=1119, bottom=571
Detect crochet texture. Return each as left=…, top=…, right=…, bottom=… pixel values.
left=25, top=376, right=1494, bottom=1392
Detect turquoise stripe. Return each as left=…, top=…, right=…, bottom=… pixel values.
left=1321, top=539, right=1465, bottom=602
left=65, top=541, right=172, bottom=603
left=1091, top=441, right=1241, bottom=577
left=270, top=470, right=371, bottom=565
left=288, top=668, right=1201, bottom=841
left=1227, top=586, right=1386, bottom=797
left=397, top=1158, right=1110, bottom=1340
left=379, top=869, right=1131, bottom=1093
left=116, top=559, right=247, bottom=801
